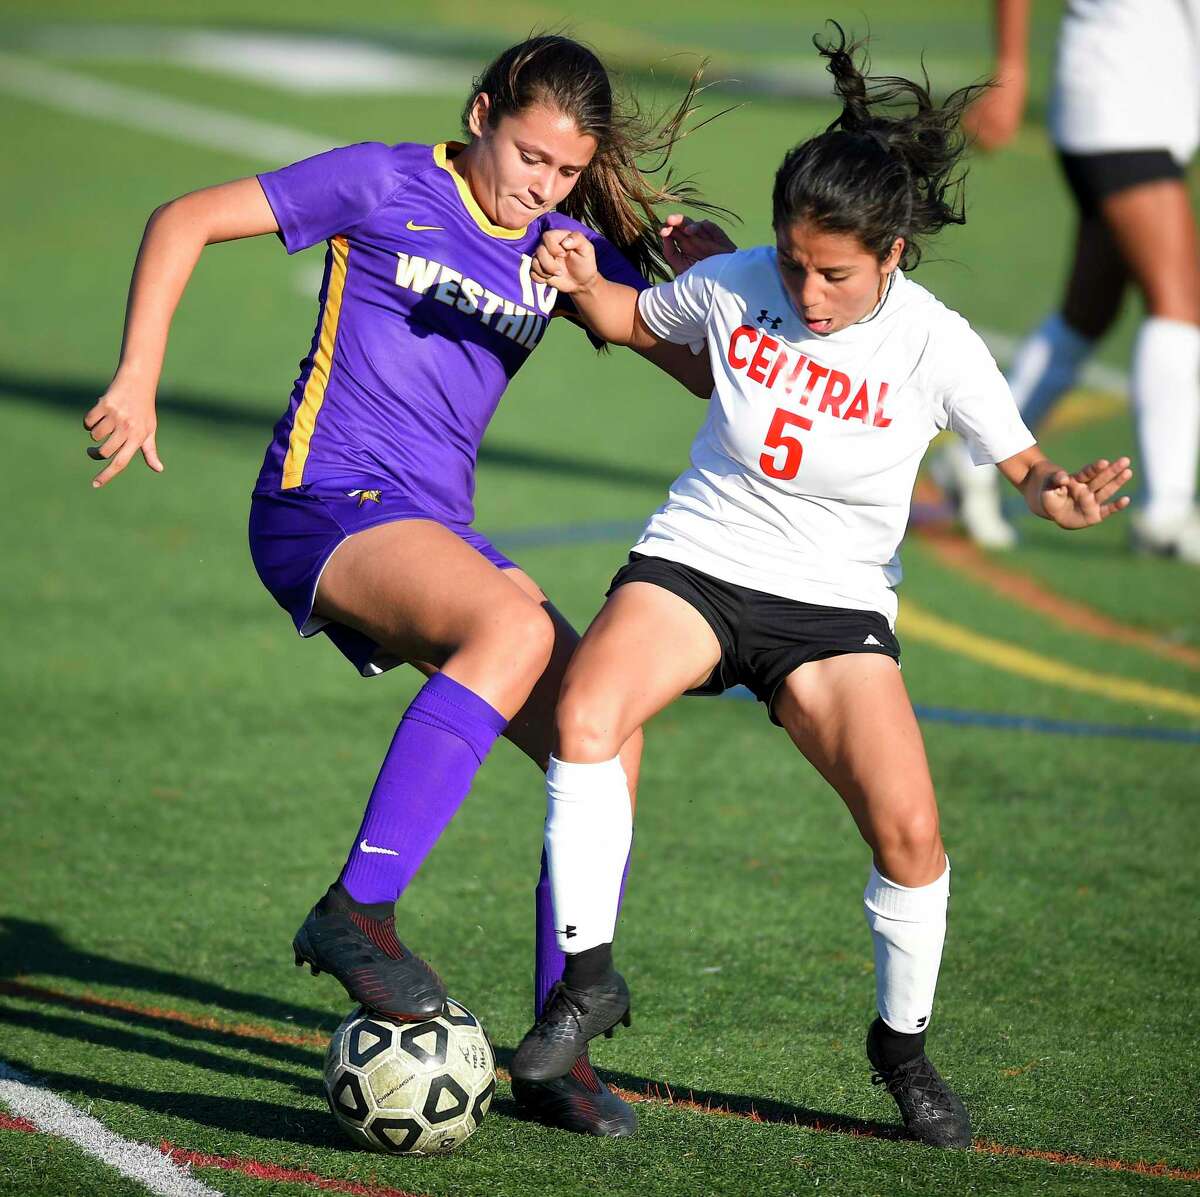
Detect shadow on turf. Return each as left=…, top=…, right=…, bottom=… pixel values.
left=0, top=917, right=335, bottom=1032
left=3, top=370, right=676, bottom=493
left=491, top=1047, right=902, bottom=1142
left=0, top=1003, right=310, bottom=1091
left=2, top=1056, right=347, bottom=1148
left=0, top=920, right=898, bottom=1146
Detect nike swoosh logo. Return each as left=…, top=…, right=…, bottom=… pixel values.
left=359, top=838, right=400, bottom=856
left=406, top=219, right=443, bottom=232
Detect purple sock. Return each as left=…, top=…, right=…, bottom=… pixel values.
left=339, top=672, right=507, bottom=905
left=535, top=843, right=631, bottom=1016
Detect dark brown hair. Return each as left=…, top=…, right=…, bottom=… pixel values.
left=463, top=34, right=726, bottom=282
left=772, top=23, right=987, bottom=271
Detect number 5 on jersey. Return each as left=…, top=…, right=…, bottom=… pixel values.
left=760, top=408, right=813, bottom=480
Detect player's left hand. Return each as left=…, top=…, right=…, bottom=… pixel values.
left=660, top=214, right=737, bottom=275
left=1042, top=456, right=1133, bottom=529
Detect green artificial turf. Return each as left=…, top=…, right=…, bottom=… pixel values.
left=2, top=4, right=1197, bottom=1194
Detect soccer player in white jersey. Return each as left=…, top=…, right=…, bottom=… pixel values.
left=506, top=26, right=1134, bottom=1149
left=942, top=0, right=1200, bottom=558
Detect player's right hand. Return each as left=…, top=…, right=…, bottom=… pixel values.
left=84, top=374, right=164, bottom=488
left=531, top=229, right=598, bottom=293
left=660, top=215, right=737, bottom=274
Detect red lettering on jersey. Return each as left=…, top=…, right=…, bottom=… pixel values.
left=873, top=381, right=893, bottom=428
left=818, top=370, right=851, bottom=417
left=842, top=381, right=871, bottom=423
left=782, top=355, right=809, bottom=394
left=727, top=325, right=758, bottom=369
left=747, top=334, right=778, bottom=384
left=801, top=361, right=829, bottom=405
left=765, top=346, right=791, bottom=389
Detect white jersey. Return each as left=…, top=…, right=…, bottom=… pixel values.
left=633, top=248, right=1034, bottom=625
left=1051, top=0, right=1200, bottom=164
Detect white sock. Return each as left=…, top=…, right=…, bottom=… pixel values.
left=1132, top=316, right=1200, bottom=526
left=1008, top=312, right=1094, bottom=429
left=864, top=859, right=950, bottom=1034
left=544, top=755, right=633, bottom=954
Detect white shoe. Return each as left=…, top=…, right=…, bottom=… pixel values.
left=931, top=444, right=1017, bottom=550
left=1130, top=508, right=1200, bottom=564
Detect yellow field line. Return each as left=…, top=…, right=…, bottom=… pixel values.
left=1039, top=389, right=1126, bottom=434
left=900, top=602, right=1200, bottom=718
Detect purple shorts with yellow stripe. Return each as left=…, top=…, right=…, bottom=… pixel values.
left=248, top=478, right=518, bottom=677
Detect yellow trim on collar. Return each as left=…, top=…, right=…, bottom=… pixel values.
left=433, top=141, right=527, bottom=241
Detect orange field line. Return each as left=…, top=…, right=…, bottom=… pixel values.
left=0, top=979, right=327, bottom=1047
left=4, top=979, right=1198, bottom=1182
left=162, top=1144, right=427, bottom=1197
left=910, top=485, right=1200, bottom=671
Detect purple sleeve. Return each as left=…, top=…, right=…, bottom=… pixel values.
left=257, top=142, right=412, bottom=254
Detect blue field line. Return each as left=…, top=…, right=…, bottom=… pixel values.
left=490, top=519, right=647, bottom=549
left=487, top=504, right=952, bottom=552
left=723, top=688, right=1199, bottom=744
left=487, top=519, right=1199, bottom=746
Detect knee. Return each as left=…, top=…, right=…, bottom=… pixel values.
left=460, top=598, right=555, bottom=694
left=502, top=601, right=557, bottom=682
left=555, top=685, right=627, bottom=763
left=1141, top=289, right=1200, bottom=325
left=870, top=805, right=944, bottom=884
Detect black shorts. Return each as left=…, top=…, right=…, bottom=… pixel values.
left=608, top=553, right=901, bottom=726
left=1058, top=149, right=1184, bottom=217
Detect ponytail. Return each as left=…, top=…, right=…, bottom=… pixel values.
left=772, top=22, right=987, bottom=270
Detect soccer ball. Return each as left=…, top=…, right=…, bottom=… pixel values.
left=323, top=998, right=496, bottom=1155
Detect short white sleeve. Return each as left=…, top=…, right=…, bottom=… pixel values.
left=636, top=253, right=731, bottom=349
left=932, top=315, right=1036, bottom=466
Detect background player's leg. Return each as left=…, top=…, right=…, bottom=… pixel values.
left=772, top=653, right=968, bottom=1147
left=943, top=217, right=1125, bottom=548
left=1099, top=179, right=1200, bottom=557
left=291, top=520, right=555, bottom=1017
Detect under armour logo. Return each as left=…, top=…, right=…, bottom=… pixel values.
left=560, top=925, right=577, bottom=939
left=756, top=309, right=782, bottom=329
left=916, top=1016, right=928, bottom=1028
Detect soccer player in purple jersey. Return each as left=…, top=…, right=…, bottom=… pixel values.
left=83, top=35, right=732, bottom=1137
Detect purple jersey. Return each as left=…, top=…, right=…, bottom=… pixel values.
left=255, top=141, right=648, bottom=523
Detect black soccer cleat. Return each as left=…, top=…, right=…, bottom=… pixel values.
left=292, top=888, right=446, bottom=1020
left=511, top=1052, right=638, bottom=1137
left=867, top=1020, right=972, bottom=1149
left=510, top=974, right=631, bottom=1082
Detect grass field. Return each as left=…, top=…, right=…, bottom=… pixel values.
left=3, top=2, right=1199, bottom=1194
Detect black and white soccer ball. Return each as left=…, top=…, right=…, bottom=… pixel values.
left=323, top=999, right=496, bottom=1154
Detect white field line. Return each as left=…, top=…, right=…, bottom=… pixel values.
left=27, top=26, right=473, bottom=95
left=0, top=51, right=329, bottom=164
left=0, top=49, right=1131, bottom=400
left=0, top=1059, right=222, bottom=1197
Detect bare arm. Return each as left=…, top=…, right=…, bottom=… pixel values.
left=634, top=340, right=714, bottom=400
left=85, top=177, right=279, bottom=487
left=997, top=443, right=1133, bottom=528
left=634, top=215, right=731, bottom=397
left=962, top=0, right=1033, bottom=152
left=532, top=229, right=664, bottom=347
